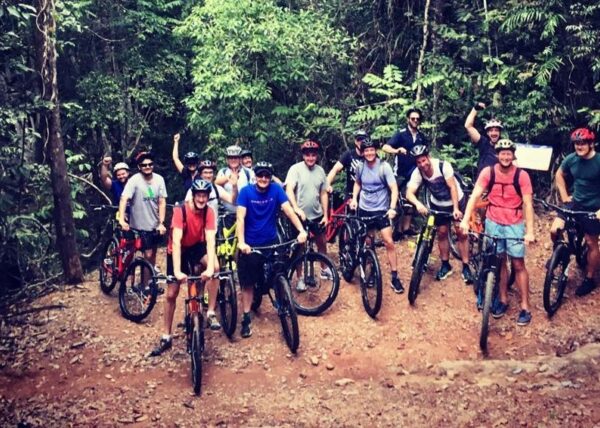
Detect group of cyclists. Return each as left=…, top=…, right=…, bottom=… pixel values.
left=98, top=102, right=600, bottom=356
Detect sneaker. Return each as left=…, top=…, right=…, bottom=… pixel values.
left=241, top=314, right=252, bottom=338
left=320, top=267, right=334, bottom=280
left=492, top=301, right=508, bottom=319
left=575, top=278, right=597, bottom=297
left=149, top=337, right=172, bottom=357
left=516, top=310, right=532, bottom=326
left=391, top=277, right=404, bottom=294
left=435, top=264, right=453, bottom=281
left=392, top=230, right=404, bottom=242
left=461, top=266, right=475, bottom=285
left=207, top=313, right=221, bottom=331
left=296, top=278, right=307, bottom=292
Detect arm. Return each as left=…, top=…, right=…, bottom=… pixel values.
left=446, top=176, right=462, bottom=220
left=236, top=205, right=250, bottom=254
left=284, top=173, right=305, bottom=221
left=406, top=184, right=428, bottom=215
left=319, top=187, right=329, bottom=225
left=172, top=133, right=184, bottom=173
left=522, top=193, right=535, bottom=244
left=172, top=226, right=186, bottom=281
left=382, top=143, right=405, bottom=156
left=118, top=194, right=130, bottom=230
left=203, top=229, right=217, bottom=277
left=349, top=179, right=361, bottom=210
left=157, top=197, right=166, bottom=234
left=326, top=161, right=344, bottom=193
left=99, top=156, right=112, bottom=190
left=555, top=168, right=572, bottom=203
left=464, top=103, right=484, bottom=144
left=281, top=202, right=308, bottom=243
left=214, top=171, right=228, bottom=186
left=387, top=180, right=399, bottom=220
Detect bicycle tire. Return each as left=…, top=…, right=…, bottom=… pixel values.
left=118, top=258, right=158, bottom=322
left=576, top=238, right=588, bottom=270
left=408, top=237, right=429, bottom=306
left=338, top=223, right=356, bottom=283
left=191, top=313, right=203, bottom=395
left=449, top=227, right=461, bottom=260
left=480, top=271, right=496, bottom=354
left=275, top=274, right=299, bottom=353
left=287, top=251, right=340, bottom=316
left=99, top=237, right=119, bottom=294
left=360, top=248, right=383, bottom=318
left=218, top=272, right=238, bottom=338
left=543, top=244, right=570, bottom=317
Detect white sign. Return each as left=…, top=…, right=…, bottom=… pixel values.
left=514, top=143, right=553, bottom=171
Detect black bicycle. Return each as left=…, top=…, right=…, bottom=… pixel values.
left=250, top=240, right=300, bottom=353
left=287, top=221, right=340, bottom=316
left=408, top=208, right=454, bottom=305
left=337, top=214, right=384, bottom=319
left=215, top=212, right=239, bottom=339
left=538, top=199, right=593, bottom=317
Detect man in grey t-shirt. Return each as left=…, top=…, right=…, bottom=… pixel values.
left=119, top=151, right=168, bottom=267
left=350, top=139, right=403, bottom=294
left=285, top=141, right=332, bottom=289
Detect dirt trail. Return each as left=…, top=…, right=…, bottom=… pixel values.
left=2, top=217, right=600, bottom=426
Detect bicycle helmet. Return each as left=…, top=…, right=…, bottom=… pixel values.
left=494, top=138, right=516, bottom=152
left=360, top=138, right=379, bottom=151
left=410, top=145, right=429, bottom=158
left=254, top=161, right=274, bottom=176
left=240, top=148, right=252, bottom=158
left=484, top=118, right=503, bottom=130
left=190, top=178, right=212, bottom=194
left=570, top=127, right=596, bottom=143
left=226, top=145, right=242, bottom=157
left=135, top=151, right=153, bottom=164
left=353, top=129, right=370, bottom=141
left=183, top=151, right=199, bottom=164
left=198, top=159, right=217, bottom=172
left=113, top=162, right=130, bottom=172
left=300, top=140, right=320, bottom=152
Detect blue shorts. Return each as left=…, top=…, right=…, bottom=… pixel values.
left=484, top=219, right=525, bottom=258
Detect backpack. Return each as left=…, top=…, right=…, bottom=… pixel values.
left=418, top=160, right=463, bottom=203
left=485, top=164, right=524, bottom=212
left=356, top=160, right=390, bottom=192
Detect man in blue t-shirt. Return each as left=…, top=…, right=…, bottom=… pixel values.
left=464, top=102, right=502, bottom=175
left=236, top=162, right=307, bottom=339
left=99, top=156, right=130, bottom=206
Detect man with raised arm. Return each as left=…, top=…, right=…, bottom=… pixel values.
left=172, top=133, right=200, bottom=192
left=99, top=156, right=130, bottom=205
left=464, top=102, right=503, bottom=175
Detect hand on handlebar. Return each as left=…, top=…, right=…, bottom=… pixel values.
left=453, top=208, right=463, bottom=221
left=386, top=208, right=397, bottom=220
left=416, top=202, right=428, bottom=216
left=200, top=268, right=214, bottom=280
left=238, top=242, right=251, bottom=254
left=459, top=219, right=469, bottom=236
left=297, top=230, right=308, bottom=244
left=157, top=223, right=166, bottom=235
left=119, top=220, right=130, bottom=231
left=174, top=271, right=187, bottom=282
left=349, top=199, right=358, bottom=211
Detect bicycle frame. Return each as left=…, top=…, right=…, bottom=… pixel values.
left=325, top=193, right=351, bottom=242
left=217, top=214, right=237, bottom=263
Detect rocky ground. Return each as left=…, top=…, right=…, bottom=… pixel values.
left=2, top=216, right=600, bottom=427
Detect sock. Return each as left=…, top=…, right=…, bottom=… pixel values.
left=243, top=312, right=251, bottom=322
left=161, top=334, right=171, bottom=341
left=391, top=271, right=398, bottom=279
left=442, top=260, right=451, bottom=268
left=207, top=310, right=216, bottom=317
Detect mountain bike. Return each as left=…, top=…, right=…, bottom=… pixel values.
left=337, top=214, right=384, bottom=318
left=537, top=199, right=593, bottom=317
left=250, top=240, right=300, bottom=353
left=94, top=205, right=127, bottom=294
left=215, top=212, right=238, bottom=338
left=408, top=209, right=454, bottom=305
left=287, top=221, right=340, bottom=316
left=476, top=232, right=524, bottom=354
left=325, top=192, right=351, bottom=243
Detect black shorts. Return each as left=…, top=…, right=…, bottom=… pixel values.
left=430, top=197, right=467, bottom=226
left=571, top=202, right=600, bottom=236
left=305, top=216, right=324, bottom=236
left=237, top=251, right=267, bottom=288
left=166, top=243, right=207, bottom=276
left=358, top=209, right=391, bottom=231
left=138, top=230, right=163, bottom=251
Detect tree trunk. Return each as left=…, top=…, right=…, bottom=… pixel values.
left=415, top=0, right=431, bottom=102
left=33, top=0, right=84, bottom=284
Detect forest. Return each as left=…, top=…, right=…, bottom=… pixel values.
left=1, top=0, right=599, bottom=295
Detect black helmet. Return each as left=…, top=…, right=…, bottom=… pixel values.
left=190, top=178, right=212, bottom=194
left=410, top=145, right=429, bottom=157
left=183, top=151, right=199, bottom=164
left=198, top=159, right=216, bottom=172
left=353, top=129, right=370, bottom=141
left=254, top=161, right=274, bottom=176
left=359, top=138, right=379, bottom=151
left=240, top=149, right=252, bottom=158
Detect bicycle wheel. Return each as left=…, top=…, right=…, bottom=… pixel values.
left=408, top=238, right=429, bottom=306
left=218, top=272, right=238, bottom=338
left=118, top=258, right=158, bottom=322
left=360, top=248, right=382, bottom=318
left=338, top=223, right=356, bottom=282
left=449, top=227, right=461, bottom=260
left=190, top=313, right=204, bottom=395
left=274, top=274, right=299, bottom=353
left=543, top=244, right=570, bottom=317
left=99, top=237, right=119, bottom=294
left=287, top=252, right=340, bottom=316
left=576, top=237, right=588, bottom=270
left=480, top=271, right=497, bottom=354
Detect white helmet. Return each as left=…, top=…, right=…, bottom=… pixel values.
left=113, top=162, right=130, bottom=172
left=226, top=145, right=242, bottom=157
left=484, top=119, right=503, bottom=130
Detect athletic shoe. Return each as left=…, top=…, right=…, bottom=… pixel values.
left=241, top=313, right=252, bottom=338
left=149, top=337, right=172, bottom=357
left=207, top=313, right=221, bottom=331
left=516, top=310, right=532, bottom=326
left=575, top=278, right=597, bottom=297
left=461, top=266, right=475, bottom=285
left=391, top=277, right=404, bottom=294
left=492, top=301, right=508, bottom=319
left=392, top=231, right=404, bottom=242
left=320, top=267, right=334, bottom=280
left=296, top=278, right=307, bottom=292
left=435, top=264, right=453, bottom=281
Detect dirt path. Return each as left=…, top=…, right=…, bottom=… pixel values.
left=2, top=217, right=600, bottom=426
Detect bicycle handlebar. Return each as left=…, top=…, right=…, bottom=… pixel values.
left=91, top=204, right=119, bottom=211
left=249, top=239, right=298, bottom=255
left=535, top=198, right=596, bottom=219
left=161, top=270, right=233, bottom=283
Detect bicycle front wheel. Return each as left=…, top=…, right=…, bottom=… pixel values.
left=449, top=227, right=461, bottom=260
left=408, top=238, right=429, bottom=306
left=191, top=313, right=204, bottom=395
left=338, top=223, right=356, bottom=282
left=288, top=252, right=340, bottom=316
left=360, top=248, right=382, bottom=318
left=218, top=272, right=238, bottom=339
left=99, top=237, right=119, bottom=294
left=275, top=274, right=299, bottom=353
left=543, top=244, right=570, bottom=317
left=118, top=258, right=158, bottom=322
left=480, top=271, right=497, bottom=354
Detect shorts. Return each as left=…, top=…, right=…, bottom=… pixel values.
left=238, top=251, right=268, bottom=288
left=430, top=197, right=467, bottom=227
left=305, top=216, right=324, bottom=236
left=358, top=209, right=391, bottom=231
left=138, top=229, right=162, bottom=251
left=166, top=242, right=207, bottom=276
left=484, top=219, right=525, bottom=258
left=570, top=202, right=600, bottom=236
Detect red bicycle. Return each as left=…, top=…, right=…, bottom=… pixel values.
left=324, top=192, right=351, bottom=243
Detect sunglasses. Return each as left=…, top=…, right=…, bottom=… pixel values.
left=139, top=162, right=154, bottom=167
left=409, top=117, right=421, bottom=122
left=303, top=151, right=318, bottom=157
left=256, top=173, right=272, bottom=179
